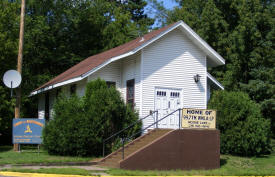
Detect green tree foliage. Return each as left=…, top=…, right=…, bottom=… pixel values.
left=0, top=0, right=152, bottom=144
left=159, top=0, right=275, bottom=136
left=208, top=91, right=271, bottom=156
left=21, top=0, right=153, bottom=93
left=0, top=1, right=19, bottom=144
left=43, top=79, right=141, bottom=156
left=0, top=86, right=14, bottom=145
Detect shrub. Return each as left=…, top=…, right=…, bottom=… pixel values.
left=208, top=91, right=271, bottom=156
left=43, top=79, right=141, bottom=156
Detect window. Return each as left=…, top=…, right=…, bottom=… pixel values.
left=170, top=92, right=180, bottom=98
left=157, top=91, right=166, bottom=97
left=70, top=84, right=76, bottom=95
left=106, top=81, right=116, bottom=88
left=127, top=79, right=135, bottom=109
left=45, top=92, right=49, bottom=121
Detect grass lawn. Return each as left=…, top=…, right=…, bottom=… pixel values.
left=0, top=145, right=92, bottom=165
left=1, top=140, right=275, bottom=176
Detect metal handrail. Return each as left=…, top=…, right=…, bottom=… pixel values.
left=120, top=108, right=182, bottom=160
left=119, top=108, right=182, bottom=160
left=102, top=110, right=158, bottom=157
left=127, top=108, right=182, bottom=141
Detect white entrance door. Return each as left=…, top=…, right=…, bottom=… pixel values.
left=154, top=88, right=181, bottom=129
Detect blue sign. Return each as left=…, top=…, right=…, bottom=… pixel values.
left=13, top=118, right=45, bottom=144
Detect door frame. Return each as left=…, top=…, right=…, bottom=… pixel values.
left=154, top=86, right=183, bottom=128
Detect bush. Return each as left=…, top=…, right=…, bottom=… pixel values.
left=43, top=79, right=141, bottom=156
left=208, top=91, right=271, bottom=156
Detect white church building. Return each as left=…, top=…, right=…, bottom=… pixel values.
left=31, top=21, right=225, bottom=129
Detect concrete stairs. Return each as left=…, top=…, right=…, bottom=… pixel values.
left=99, top=129, right=173, bottom=168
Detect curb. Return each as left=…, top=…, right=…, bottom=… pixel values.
left=1, top=173, right=275, bottom=177
left=0, top=171, right=98, bottom=177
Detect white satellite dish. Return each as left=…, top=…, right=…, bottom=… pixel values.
left=3, top=70, right=22, bottom=89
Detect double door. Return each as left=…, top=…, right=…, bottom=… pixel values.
left=154, top=88, right=181, bottom=129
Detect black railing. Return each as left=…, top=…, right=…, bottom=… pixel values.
left=102, top=110, right=158, bottom=157
left=103, top=108, right=183, bottom=160
left=127, top=108, right=182, bottom=141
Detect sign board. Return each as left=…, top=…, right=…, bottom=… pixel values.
left=182, top=108, right=216, bottom=129
left=13, top=119, right=45, bottom=144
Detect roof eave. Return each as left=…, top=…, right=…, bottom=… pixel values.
left=207, top=72, right=224, bottom=90
left=30, top=76, right=82, bottom=96
left=31, top=21, right=183, bottom=96
left=178, top=22, right=225, bottom=67
left=31, top=21, right=226, bottom=96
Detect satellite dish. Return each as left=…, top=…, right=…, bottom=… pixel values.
left=3, top=70, right=22, bottom=88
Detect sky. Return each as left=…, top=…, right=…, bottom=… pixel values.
left=145, top=0, right=179, bottom=27
left=160, top=0, right=179, bottom=9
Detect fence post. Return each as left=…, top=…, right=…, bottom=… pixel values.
left=103, top=141, right=105, bottom=157
left=122, top=138, right=125, bottom=159
left=178, top=109, right=181, bottom=129
left=156, top=111, right=158, bottom=129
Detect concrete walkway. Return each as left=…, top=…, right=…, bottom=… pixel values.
left=0, top=171, right=105, bottom=177
left=0, top=164, right=109, bottom=176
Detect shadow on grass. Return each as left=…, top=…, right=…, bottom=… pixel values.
left=0, top=146, right=13, bottom=153
left=220, top=157, right=227, bottom=167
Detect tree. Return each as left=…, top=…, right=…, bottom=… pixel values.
left=0, top=86, right=14, bottom=145
left=0, top=0, right=152, bottom=144
left=0, top=0, right=19, bottom=144
left=159, top=0, right=275, bottom=136
left=43, top=79, right=141, bottom=156
left=208, top=91, right=271, bottom=156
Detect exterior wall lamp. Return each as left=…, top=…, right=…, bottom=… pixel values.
left=194, top=74, right=201, bottom=83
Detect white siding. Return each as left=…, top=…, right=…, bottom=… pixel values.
left=76, top=79, right=87, bottom=97
left=142, top=28, right=207, bottom=127
left=37, top=29, right=210, bottom=126
left=39, top=79, right=87, bottom=119
left=49, top=90, right=55, bottom=119
left=121, top=53, right=141, bottom=111
left=88, top=61, right=121, bottom=91
left=38, top=94, right=45, bottom=119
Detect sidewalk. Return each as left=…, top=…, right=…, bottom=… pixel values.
left=0, top=164, right=109, bottom=176
left=0, top=171, right=102, bottom=177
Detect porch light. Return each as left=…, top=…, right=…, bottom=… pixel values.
left=194, top=74, right=201, bottom=83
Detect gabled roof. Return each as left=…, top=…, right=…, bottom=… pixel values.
left=31, top=20, right=225, bottom=96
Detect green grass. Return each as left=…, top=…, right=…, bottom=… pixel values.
left=107, top=139, right=275, bottom=176
left=1, top=168, right=92, bottom=176
left=107, top=154, right=275, bottom=176
left=0, top=146, right=92, bottom=165
left=1, top=140, right=275, bottom=176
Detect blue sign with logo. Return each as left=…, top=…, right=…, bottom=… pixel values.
left=13, top=118, right=45, bottom=144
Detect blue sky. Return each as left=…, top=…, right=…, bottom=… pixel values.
left=145, top=0, right=179, bottom=27
left=160, top=0, right=179, bottom=9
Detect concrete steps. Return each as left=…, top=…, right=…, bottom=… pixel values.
left=99, top=129, right=172, bottom=168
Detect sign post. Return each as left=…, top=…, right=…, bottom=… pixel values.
left=14, top=0, right=26, bottom=152
left=182, top=108, right=216, bottom=129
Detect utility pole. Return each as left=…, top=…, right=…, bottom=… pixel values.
left=14, top=0, right=26, bottom=152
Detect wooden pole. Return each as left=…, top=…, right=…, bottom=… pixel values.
left=14, top=0, right=25, bottom=152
